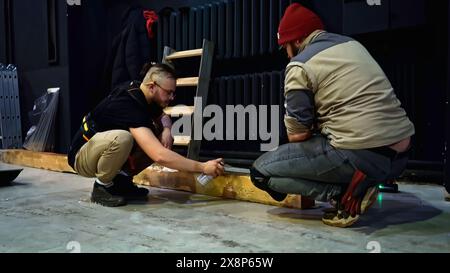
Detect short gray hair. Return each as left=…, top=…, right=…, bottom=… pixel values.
left=142, top=63, right=176, bottom=84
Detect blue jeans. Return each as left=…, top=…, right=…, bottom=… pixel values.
left=252, top=135, right=408, bottom=202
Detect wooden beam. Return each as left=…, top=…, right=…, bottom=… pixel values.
left=0, top=149, right=75, bottom=173
left=165, top=48, right=203, bottom=60
left=134, top=165, right=314, bottom=209
left=177, top=77, right=198, bottom=87
left=0, top=149, right=314, bottom=209
left=163, top=106, right=194, bottom=116
left=173, top=136, right=191, bottom=146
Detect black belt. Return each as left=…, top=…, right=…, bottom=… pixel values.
left=368, top=146, right=409, bottom=160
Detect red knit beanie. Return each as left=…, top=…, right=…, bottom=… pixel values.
left=277, top=3, right=324, bottom=46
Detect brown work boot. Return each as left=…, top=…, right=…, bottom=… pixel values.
left=322, top=201, right=360, bottom=228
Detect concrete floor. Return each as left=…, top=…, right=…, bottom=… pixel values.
left=0, top=163, right=449, bottom=253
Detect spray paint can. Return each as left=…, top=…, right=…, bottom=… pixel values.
left=196, top=173, right=214, bottom=186
left=196, top=161, right=224, bottom=186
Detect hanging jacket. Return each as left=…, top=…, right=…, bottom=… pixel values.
left=101, top=7, right=158, bottom=93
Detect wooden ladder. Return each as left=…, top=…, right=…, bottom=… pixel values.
left=162, top=39, right=214, bottom=160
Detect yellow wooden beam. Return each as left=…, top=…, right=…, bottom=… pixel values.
left=0, top=149, right=75, bottom=173
left=134, top=165, right=314, bottom=209
left=1, top=149, right=314, bottom=209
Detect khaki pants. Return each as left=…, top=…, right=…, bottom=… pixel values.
left=74, top=130, right=134, bottom=183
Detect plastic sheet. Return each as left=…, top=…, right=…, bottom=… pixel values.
left=23, top=88, right=60, bottom=152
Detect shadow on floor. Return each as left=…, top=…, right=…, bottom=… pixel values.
left=267, top=191, right=443, bottom=234
left=76, top=185, right=237, bottom=209
left=0, top=181, right=30, bottom=188
left=122, top=188, right=236, bottom=207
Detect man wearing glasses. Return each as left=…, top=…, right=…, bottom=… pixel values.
left=68, top=63, right=224, bottom=207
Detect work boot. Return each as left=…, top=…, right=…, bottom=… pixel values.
left=322, top=200, right=360, bottom=228
left=322, top=186, right=379, bottom=228
left=112, top=174, right=149, bottom=201
left=91, top=183, right=127, bottom=207
left=250, top=167, right=287, bottom=202
left=360, top=186, right=379, bottom=213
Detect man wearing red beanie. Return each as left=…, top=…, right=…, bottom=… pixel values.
left=250, top=3, right=415, bottom=228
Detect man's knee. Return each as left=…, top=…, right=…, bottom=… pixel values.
left=250, top=164, right=288, bottom=202
left=250, top=165, right=269, bottom=189
left=250, top=154, right=276, bottom=190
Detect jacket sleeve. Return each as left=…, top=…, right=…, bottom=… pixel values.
left=125, top=25, right=145, bottom=81
left=284, top=64, right=315, bottom=134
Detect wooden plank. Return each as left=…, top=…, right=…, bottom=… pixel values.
left=166, top=48, right=203, bottom=60
left=173, top=136, right=191, bottom=146
left=177, top=77, right=199, bottom=87
left=134, top=165, right=314, bottom=209
left=0, top=149, right=315, bottom=209
left=163, top=106, right=194, bottom=116
left=0, top=149, right=75, bottom=173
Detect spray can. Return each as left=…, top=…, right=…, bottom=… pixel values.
left=196, top=173, right=214, bottom=186
left=196, top=161, right=224, bottom=186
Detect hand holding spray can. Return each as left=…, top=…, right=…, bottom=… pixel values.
left=196, top=161, right=224, bottom=186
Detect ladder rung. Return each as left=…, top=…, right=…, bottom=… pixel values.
left=164, top=106, right=194, bottom=116
left=177, top=77, right=198, bottom=87
left=173, top=136, right=191, bottom=146
left=166, top=49, right=203, bottom=60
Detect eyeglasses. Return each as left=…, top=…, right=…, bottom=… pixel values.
left=154, top=81, right=176, bottom=99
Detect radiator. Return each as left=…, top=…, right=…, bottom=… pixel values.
left=0, top=64, right=22, bottom=149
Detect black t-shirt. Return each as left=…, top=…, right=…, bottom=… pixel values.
left=67, top=81, right=163, bottom=168
left=91, top=83, right=163, bottom=132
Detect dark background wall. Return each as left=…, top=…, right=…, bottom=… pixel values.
left=1, top=0, right=449, bottom=184
left=1, top=0, right=71, bottom=153
left=447, top=1, right=450, bottom=192
left=0, top=1, right=6, bottom=62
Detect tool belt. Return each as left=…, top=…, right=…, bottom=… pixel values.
left=80, top=113, right=98, bottom=142
left=67, top=113, right=99, bottom=169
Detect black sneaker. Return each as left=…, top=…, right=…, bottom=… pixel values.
left=111, top=174, right=149, bottom=201
left=91, top=183, right=127, bottom=207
